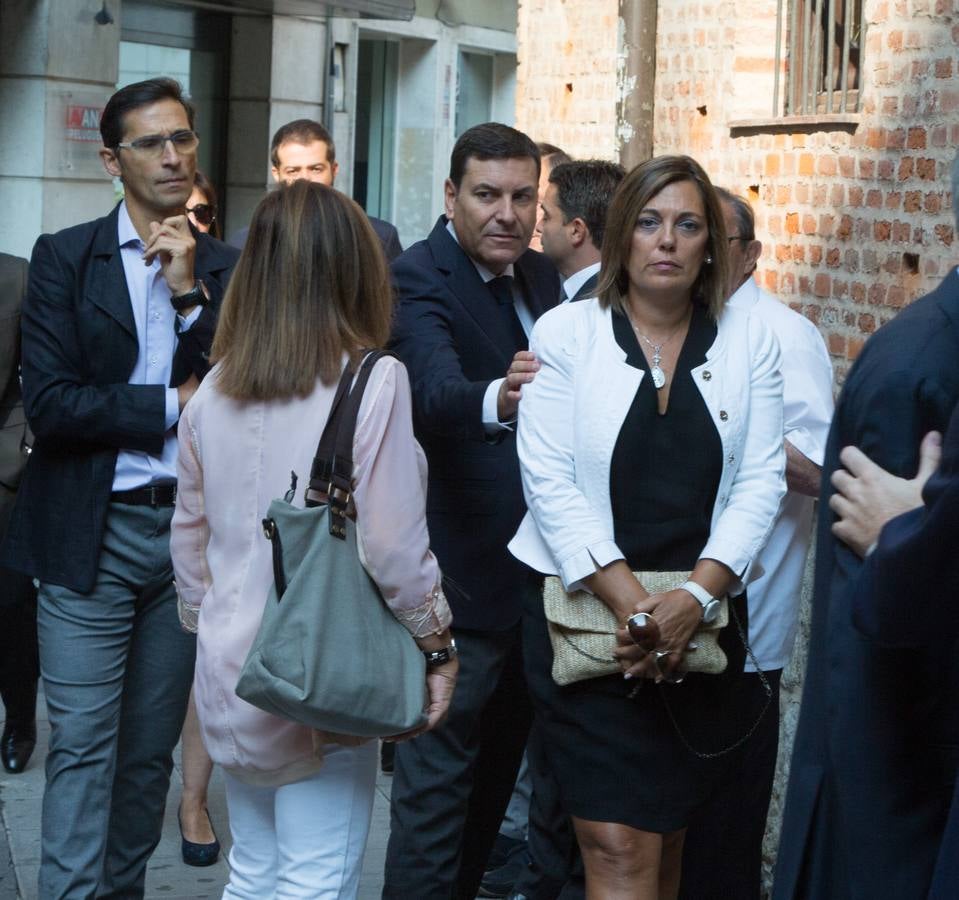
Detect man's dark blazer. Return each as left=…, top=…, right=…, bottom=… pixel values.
left=0, top=204, right=239, bottom=594
left=773, top=269, right=959, bottom=900
left=850, top=402, right=959, bottom=900
left=390, top=216, right=560, bottom=631
left=0, top=253, right=30, bottom=535
left=228, top=212, right=402, bottom=262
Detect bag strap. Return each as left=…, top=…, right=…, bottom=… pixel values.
left=307, top=349, right=395, bottom=538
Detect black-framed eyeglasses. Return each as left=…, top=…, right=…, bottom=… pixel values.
left=115, top=129, right=199, bottom=158
left=186, top=203, right=216, bottom=228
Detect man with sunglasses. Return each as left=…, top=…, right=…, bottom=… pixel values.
left=0, top=77, right=238, bottom=899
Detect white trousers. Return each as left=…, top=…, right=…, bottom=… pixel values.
left=222, top=741, right=378, bottom=899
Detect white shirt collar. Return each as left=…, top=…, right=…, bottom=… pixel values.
left=117, top=200, right=143, bottom=249
left=563, top=262, right=601, bottom=301
left=445, top=219, right=515, bottom=283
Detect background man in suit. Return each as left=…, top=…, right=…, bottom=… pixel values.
left=530, top=143, right=571, bottom=253
left=537, top=159, right=625, bottom=303
left=0, top=253, right=39, bottom=776
left=828, top=407, right=957, bottom=900
left=773, top=150, right=959, bottom=900
left=383, top=122, right=560, bottom=900
left=0, top=78, right=238, bottom=898
left=680, top=190, right=834, bottom=900
left=228, top=118, right=403, bottom=261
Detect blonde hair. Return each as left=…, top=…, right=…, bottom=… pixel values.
left=212, top=181, right=392, bottom=400
left=597, top=155, right=730, bottom=321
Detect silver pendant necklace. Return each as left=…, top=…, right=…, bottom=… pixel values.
left=628, top=311, right=689, bottom=390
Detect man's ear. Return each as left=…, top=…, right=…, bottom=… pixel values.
left=271, top=166, right=282, bottom=185
left=744, top=239, right=763, bottom=275
left=443, top=178, right=457, bottom=220
left=100, top=147, right=122, bottom=179
left=330, top=160, right=340, bottom=184
left=567, top=216, right=589, bottom=250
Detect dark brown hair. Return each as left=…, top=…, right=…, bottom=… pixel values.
left=270, top=119, right=335, bottom=168
left=100, top=77, right=195, bottom=149
left=192, top=170, right=220, bottom=239
left=597, top=155, right=730, bottom=320
left=449, top=123, right=540, bottom=189
left=211, top=181, right=392, bottom=400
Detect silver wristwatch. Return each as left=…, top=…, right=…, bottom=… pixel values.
left=681, top=580, right=722, bottom=625
left=423, top=638, right=458, bottom=668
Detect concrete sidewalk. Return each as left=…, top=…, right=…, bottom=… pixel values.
left=0, top=692, right=392, bottom=899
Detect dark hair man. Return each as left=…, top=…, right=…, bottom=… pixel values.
left=0, top=77, right=239, bottom=898
left=530, top=141, right=572, bottom=252
left=679, top=189, right=834, bottom=900
left=774, top=150, right=959, bottom=899
left=537, top=159, right=625, bottom=301
left=229, top=118, right=403, bottom=260
left=383, top=122, right=561, bottom=900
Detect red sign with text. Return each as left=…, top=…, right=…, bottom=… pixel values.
left=66, top=105, right=102, bottom=142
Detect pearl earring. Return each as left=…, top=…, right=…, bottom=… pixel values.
left=705, top=255, right=713, bottom=265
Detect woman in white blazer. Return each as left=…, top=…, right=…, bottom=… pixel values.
left=509, top=156, right=786, bottom=899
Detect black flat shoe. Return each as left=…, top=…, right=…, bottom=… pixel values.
left=178, top=806, right=221, bottom=867
left=1, top=719, right=37, bottom=774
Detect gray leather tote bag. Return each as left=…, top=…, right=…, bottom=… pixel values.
left=236, top=351, right=428, bottom=737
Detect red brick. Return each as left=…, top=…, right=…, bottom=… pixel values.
left=798, top=153, right=815, bottom=175
left=826, top=248, right=841, bottom=268
left=917, top=158, right=937, bottom=180
left=818, top=155, right=837, bottom=175
left=785, top=212, right=799, bottom=234
left=764, top=153, right=780, bottom=176
left=833, top=279, right=849, bottom=299
left=887, top=286, right=907, bottom=307
left=883, top=252, right=901, bottom=274
left=803, top=214, right=817, bottom=235
left=813, top=184, right=828, bottom=206
left=885, top=192, right=901, bottom=210
left=874, top=220, right=891, bottom=241
left=881, top=96, right=899, bottom=116
left=775, top=185, right=791, bottom=205
left=804, top=304, right=821, bottom=324
left=851, top=282, right=866, bottom=303
left=831, top=184, right=845, bottom=206
left=844, top=248, right=859, bottom=271
left=935, top=224, right=954, bottom=246
left=860, top=159, right=875, bottom=178
left=904, top=191, right=922, bottom=212
left=847, top=337, right=865, bottom=360
left=907, top=127, right=927, bottom=149
left=796, top=183, right=810, bottom=204
left=814, top=273, right=831, bottom=297
left=838, top=156, right=855, bottom=177
left=819, top=214, right=835, bottom=236
left=837, top=215, right=854, bottom=240
left=868, top=284, right=887, bottom=305
left=828, top=333, right=847, bottom=355
left=775, top=243, right=792, bottom=262
left=924, top=193, right=942, bottom=213
left=810, top=245, right=823, bottom=265
left=858, top=313, right=876, bottom=334
left=935, top=57, right=953, bottom=78
left=886, top=128, right=906, bottom=150
left=893, top=221, right=911, bottom=242
left=866, top=190, right=883, bottom=208
left=899, top=157, right=914, bottom=180
left=878, top=159, right=894, bottom=180
left=866, top=129, right=885, bottom=150
left=848, top=187, right=864, bottom=207
left=931, top=125, right=948, bottom=147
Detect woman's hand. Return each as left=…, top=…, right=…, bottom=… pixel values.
left=385, top=657, right=459, bottom=742
left=613, top=589, right=703, bottom=681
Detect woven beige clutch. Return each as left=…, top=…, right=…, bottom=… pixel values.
left=542, top=571, right=728, bottom=686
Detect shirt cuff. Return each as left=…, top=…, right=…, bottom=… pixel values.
left=482, top=378, right=514, bottom=434
left=176, top=305, right=203, bottom=332
left=165, top=388, right=180, bottom=430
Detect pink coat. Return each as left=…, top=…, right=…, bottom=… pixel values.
left=171, top=356, right=451, bottom=785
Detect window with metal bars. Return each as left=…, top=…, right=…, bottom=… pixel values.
left=774, top=0, right=863, bottom=115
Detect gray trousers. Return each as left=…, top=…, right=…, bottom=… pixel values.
left=37, top=502, right=196, bottom=900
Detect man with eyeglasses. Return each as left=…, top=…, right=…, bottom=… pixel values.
left=0, top=77, right=238, bottom=899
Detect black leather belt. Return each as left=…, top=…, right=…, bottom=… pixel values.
left=110, top=484, right=177, bottom=507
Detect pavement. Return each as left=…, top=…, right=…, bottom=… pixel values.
left=0, top=690, right=392, bottom=899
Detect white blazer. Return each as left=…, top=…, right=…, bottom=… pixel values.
left=508, top=298, right=786, bottom=594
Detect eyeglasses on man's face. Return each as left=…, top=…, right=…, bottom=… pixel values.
left=115, top=129, right=199, bottom=158
left=186, top=203, right=216, bottom=228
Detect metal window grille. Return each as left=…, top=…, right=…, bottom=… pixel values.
left=774, top=0, right=863, bottom=115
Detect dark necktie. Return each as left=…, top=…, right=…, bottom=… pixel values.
left=488, top=275, right=528, bottom=353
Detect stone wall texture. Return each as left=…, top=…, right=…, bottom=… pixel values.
left=515, top=0, right=959, bottom=892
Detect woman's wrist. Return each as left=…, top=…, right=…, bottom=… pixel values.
left=415, top=629, right=454, bottom=653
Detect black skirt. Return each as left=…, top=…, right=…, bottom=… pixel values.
left=523, top=586, right=762, bottom=833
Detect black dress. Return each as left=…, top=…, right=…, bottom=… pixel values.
left=523, top=304, right=755, bottom=833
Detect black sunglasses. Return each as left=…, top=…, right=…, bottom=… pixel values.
left=186, top=203, right=216, bottom=228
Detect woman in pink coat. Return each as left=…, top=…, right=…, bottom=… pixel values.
left=171, top=181, right=458, bottom=899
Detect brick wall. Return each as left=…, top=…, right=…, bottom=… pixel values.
left=515, top=0, right=620, bottom=160
left=653, top=0, right=958, bottom=384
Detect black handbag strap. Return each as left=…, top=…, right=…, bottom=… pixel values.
left=307, top=349, right=395, bottom=537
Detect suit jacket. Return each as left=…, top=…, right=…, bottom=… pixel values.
left=228, top=213, right=403, bottom=262
left=773, top=269, right=959, bottom=900
left=390, top=216, right=560, bottom=630
left=0, top=204, right=239, bottom=593
left=0, top=253, right=29, bottom=534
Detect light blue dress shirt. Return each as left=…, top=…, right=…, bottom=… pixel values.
left=112, top=201, right=199, bottom=491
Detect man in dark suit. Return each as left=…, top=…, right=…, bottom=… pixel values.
left=537, top=159, right=624, bottom=304
left=228, top=118, right=403, bottom=261
left=0, top=253, right=39, bottom=776
left=382, top=122, right=560, bottom=900
left=773, top=152, right=959, bottom=900
left=0, top=78, right=238, bottom=898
